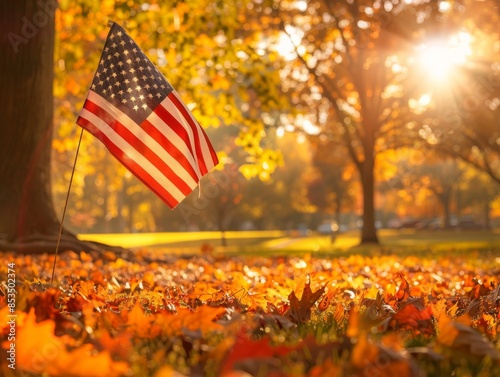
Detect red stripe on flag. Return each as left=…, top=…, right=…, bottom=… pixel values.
left=170, top=92, right=219, bottom=170
left=167, top=93, right=214, bottom=175
left=76, top=116, right=180, bottom=208
left=140, top=118, right=200, bottom=182
left=153, top=103, right=197, bottom=161
left=82, top=100, right=195, bottom=195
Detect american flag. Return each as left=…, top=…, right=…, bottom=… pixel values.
left=77, top=22, right=218, bottom=208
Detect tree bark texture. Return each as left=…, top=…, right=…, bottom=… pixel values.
left=0, top=1, right=61, bottom=243
left=359, top=154, right=379, bottom=244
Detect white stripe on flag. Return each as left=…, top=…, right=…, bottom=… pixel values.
left=171, top=91, right=217, bottom=171
left=79, top=108, right=187, bottom=203
left=87, top=91, right=198, bottom=189
left=161, top=94, right=200, bottom=168
left=146, top=107, right=203, bottom=179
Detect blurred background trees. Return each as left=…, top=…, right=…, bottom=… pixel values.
left=52, top=0, right=500, bottom=238
left=3, top=0, right=498, bottom=247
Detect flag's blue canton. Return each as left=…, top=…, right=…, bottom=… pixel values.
left=90, top=23, right=173, bottom=124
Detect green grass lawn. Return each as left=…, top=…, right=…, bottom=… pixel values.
left=79, top=228, right=500, bottom=255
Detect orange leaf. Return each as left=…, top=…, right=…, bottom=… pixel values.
left=126, top=302, right=157, bottom=338
left=318, top=289, right=335, bottom=311
left=308, top=359, right=342, bottom=377
left=220, top=334, right=295, bottom=374
left=154, top=365, right=189, bottom=377
left=350, top=336, right=380, bottom=369
left=346, top=307, right=361, bottom=338
left=2, top=310, right=128, bottom=377
left=391, top=303, right=434, bottom=334
left=98, top=330, right=132, bottom=359
left=351, top=336, right=415, bottom=376
left=395, top=273, right=411, bottom=302
left=180, top=306, right=226, bottom=336
left=56, top=345, right=129, bottom=377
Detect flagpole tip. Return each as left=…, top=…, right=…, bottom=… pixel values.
left=107, top=20, right=114, bottom=28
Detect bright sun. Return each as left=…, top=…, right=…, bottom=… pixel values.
left=417, top=31, right=472, bottom=81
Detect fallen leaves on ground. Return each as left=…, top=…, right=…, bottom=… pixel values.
left=1, top=249, right=499, bottom=376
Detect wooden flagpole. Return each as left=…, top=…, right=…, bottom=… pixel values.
left=50, top=128, right=84, bottom=284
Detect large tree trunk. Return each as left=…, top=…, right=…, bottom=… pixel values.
left=433, top=190, right=452, bottom=228
left=0, top=1, right=60, bottom=242
left=442, top=193, right=452, bottom=228
left=0, top=1, right=125, bottom=255
left=359, top=155, right=379, bottom=244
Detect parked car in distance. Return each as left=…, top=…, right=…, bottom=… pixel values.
left=317, top=221, right=339, bottom=234
left=457, top=220, right=484, bottom=230
left=415, top=218, right=442, bottom=230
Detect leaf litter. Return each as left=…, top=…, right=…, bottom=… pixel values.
left=1, top=249, right=499, bottom=376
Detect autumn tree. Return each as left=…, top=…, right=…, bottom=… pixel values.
left=456, top=168, right=499, bottom=228
left=1, top=0, right=289, bottom=251
left=307, top=139, right=357, bottom=226
left=257, top=0, right=500, bottom=243
left=424, top=0, right=500, bottom=185
left=416, top=158, right=464, bottom=228
left=235, top=132, right=311, bottom=230
left=435, top=96, right=500, bottom=186
left=206, top=164, right=246, bottom=246
left=260, top=0, right=444, bottom=243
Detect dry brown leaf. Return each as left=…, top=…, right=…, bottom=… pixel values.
left=285, top=276, right=326, bottom=324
